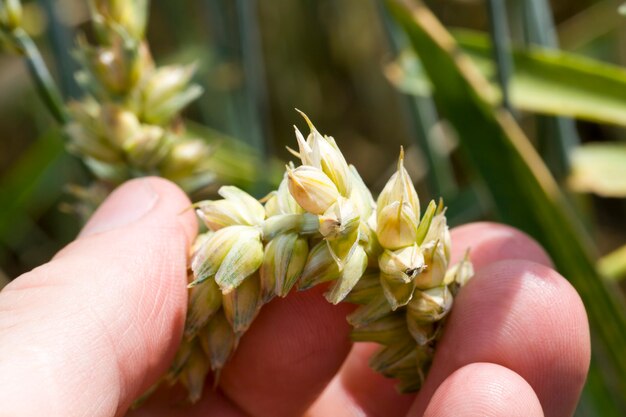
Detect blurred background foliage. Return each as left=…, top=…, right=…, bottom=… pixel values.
left=1, top=0, right=626, bottom=414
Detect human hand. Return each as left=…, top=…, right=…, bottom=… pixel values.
left=306, top=223, right=591, bottom=417
left=0, top=178, right=590, bottom=417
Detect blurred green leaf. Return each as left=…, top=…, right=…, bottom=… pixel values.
left=0, top=128, right=69, bottom=241
left=11, top=28, right=68, bottom=124
left=387, top=0, right=626, bottom=413
left=485, top=0, right=514, bottom=111
left=385, top=50, right=431, bottom=96
left=388, top=29, right=626, bottom=127
left=520, top=0, right=581, bottom=180
left=185, top=120, right=282, bottom=196
left=377, top=1, right=457, bottom=199
left=445, top=185, right=488, bottom=226
left=598, top=244, right=626, bottom=281
left=569, top=143, right=626, bottom=197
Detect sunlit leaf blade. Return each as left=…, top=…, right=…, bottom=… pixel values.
left=459, top=30, right=626, bottom=126
left=569, top=143, right=626, bottom=197
left=388, top=29, right=626, bottom=127
left=598, top=244, right=626, bottom=282
left=387, top=0, right=626, bottom=414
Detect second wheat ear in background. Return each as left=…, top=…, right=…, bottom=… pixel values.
left=136, top=112, right=474, bottom=404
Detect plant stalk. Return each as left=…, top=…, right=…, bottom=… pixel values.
left=485, top=0, right=514, bottom=113
left=11, top=28, right=68, bottom=125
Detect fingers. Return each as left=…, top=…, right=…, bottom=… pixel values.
left=0, top=177, right=197, bottom=417
left=420, top=363, right=544, bottom=417
left=306, top=222, right=555, bottom=417
left=411, top=260, right=590, bottom=417
left=219, top=284, right=355, bottom=417
left=449, top=222, right=553, bottom=268
left=130, top=286, right=354, bottom=417
left=128, top=385, right=249, bottom=417
left=305, top=342, right=416, bottom=417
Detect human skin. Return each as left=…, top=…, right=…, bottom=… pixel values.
left=0, top=178, right=590, bottom=417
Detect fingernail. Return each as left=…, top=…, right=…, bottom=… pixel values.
left=79, top=179, right=159, bottom=238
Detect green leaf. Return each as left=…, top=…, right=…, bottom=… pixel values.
left=185, top=120, right=283, bottom=193
left=0, top=129, right=67, bottom=240
left=387, top=0, right=626, bottom=413
left=598, top=244, right=626, bottom=282
left=520, top=0, right=581, bottom=180
left=11, top=29, right=68, bottom=125
left=569, top=143, right=626, bottom=197
left=388, top=29, right=626, bottom=127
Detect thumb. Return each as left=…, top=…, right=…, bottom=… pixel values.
left=0, top=177, right=197, bottom=417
